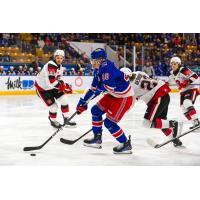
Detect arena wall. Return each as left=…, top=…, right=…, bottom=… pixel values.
left=0, top=76, right=180, bottom=95
left=0, top=76, right=93, bottom=95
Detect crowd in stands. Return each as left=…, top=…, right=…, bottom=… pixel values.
left=0, top=64, right=92, bottom=76
left=0, top=33, right=90, bottom=64
left=0, top=33, right=199, bottom=76
left=0, top=65, right=41, bottom=76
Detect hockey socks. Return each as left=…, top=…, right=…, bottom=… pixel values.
left=91, top=105, right=104, bottom=134
left=104, top=118, right=127, bottom=143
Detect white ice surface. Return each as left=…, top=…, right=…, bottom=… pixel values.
left=0, top=93, right=200, bottom=166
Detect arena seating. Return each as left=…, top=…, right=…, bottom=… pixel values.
left=0, top=33, right=199, bottom=76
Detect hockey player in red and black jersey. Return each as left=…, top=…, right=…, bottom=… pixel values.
left=168, top=57, right=200, bottom=129
left=121, top=67, right=183, bottom=147
left=35, top=49, right=76, bottom=128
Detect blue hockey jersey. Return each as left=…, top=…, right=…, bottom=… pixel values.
left=90, top=59, right=133, bottom=98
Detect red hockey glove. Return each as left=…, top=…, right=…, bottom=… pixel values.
left=58, top=82, right=73, bottom=94
left=65, top=83, right=73, bottom=94
left=176, top=80, right=189, bottom=90
left=58, top=84, right=66, bottom=93
left=76, top=98, right=88, bottom=114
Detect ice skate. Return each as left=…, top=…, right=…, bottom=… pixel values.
left=189, top=119, right=200, bottom=130
left=48, top=117, right=62, bottom=129
left=83, top=133, right=102, bottom=149
left=63, top=115, right=77, bottom=128
left=113, top=135, right=132, bottom=154
left=170, top=120, right=183, bottom=147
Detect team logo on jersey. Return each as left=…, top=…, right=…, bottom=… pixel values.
left=184, top=69, right=192, bottom=76
left=48, top=67, right=57, bottom=75
left=101, top=61, right=107, bottom=67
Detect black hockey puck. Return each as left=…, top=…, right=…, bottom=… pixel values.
left=30, top=153, right=36, bottom=156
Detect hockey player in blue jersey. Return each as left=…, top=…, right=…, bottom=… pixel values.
left=76, top=48, right=134, bottom=154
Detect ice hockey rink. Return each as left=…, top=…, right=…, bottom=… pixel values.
left=0, top=93, right=200, bottom=166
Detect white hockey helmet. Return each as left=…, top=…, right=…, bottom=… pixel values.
left=170, top=57, right=181, bottom=65
left=54, top=49, right=65, bottom=58
left=120, top=67, right=133, bottom=76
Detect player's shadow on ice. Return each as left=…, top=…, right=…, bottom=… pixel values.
left=90, top=153, right=109, bottom=156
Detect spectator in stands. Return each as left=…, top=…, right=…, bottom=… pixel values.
left=8, top=34, right=16, bottom=46
left=43, top=43, right=53, bottom=54
left=35, top=66, right=41, bottom=75
left=88, top=68, right=94, bottom=76
left=0, top=53, right=11, bottom=62
left=45, top=36, right=53, bottom=49
left=81, top=52, right=90, bottom=63
left=37, top=37, right=45, bottom=48
left=7, top=66, right=16, bottom=75
left=3, top=33, right=10, bottom=40
left=27, top=67, right=35, bottom=75
left=143, top=62, right=155, bottom=78
left=17, top=66, right=25, bottom=75
left=68, top=68, right=76, bottom=75
left=136, top=65, right=142, bottom=71
left=31, top=36, right=38, bottom=48
left=77, top=68, right=84, bottom=76
left=0, top=66, right=6, bottom=75
left=23, top=65, right=28, bottom=75
left=31, top=56, right=42, bottom=71
left=1, top=38, right=9, bottom=46
left=63, top=67, right=67, bottom=75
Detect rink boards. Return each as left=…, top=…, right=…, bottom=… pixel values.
left=0, top=76, right=93, bottom=95
left=0, top=75, right=180, bottom=95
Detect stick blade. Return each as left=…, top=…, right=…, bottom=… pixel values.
left=23, top=146, right=41, bottom=151
left=146, top=138, right=158, bottom=148
left=60, top=138, right=76, bottom=145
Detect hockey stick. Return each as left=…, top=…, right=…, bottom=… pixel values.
left=60, top=128, right=93, bottom=145
left=23, top=111, right=77, bottom=151
left=147, top=125, right=200, bottom=148
left=60, top=91, right=105, bottom=145
left=23, top=92, right=96, bottom=151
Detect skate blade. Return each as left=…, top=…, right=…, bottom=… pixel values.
left=113, top=150, right=132, bottom=154
left=83, top=143, right=102, bottom=149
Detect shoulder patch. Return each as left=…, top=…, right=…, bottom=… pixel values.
left=181, top=67, right=192, bottom=76
left=101, top=60, right=107, bottom=67
left=48, top=60, right=57, bottom=66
